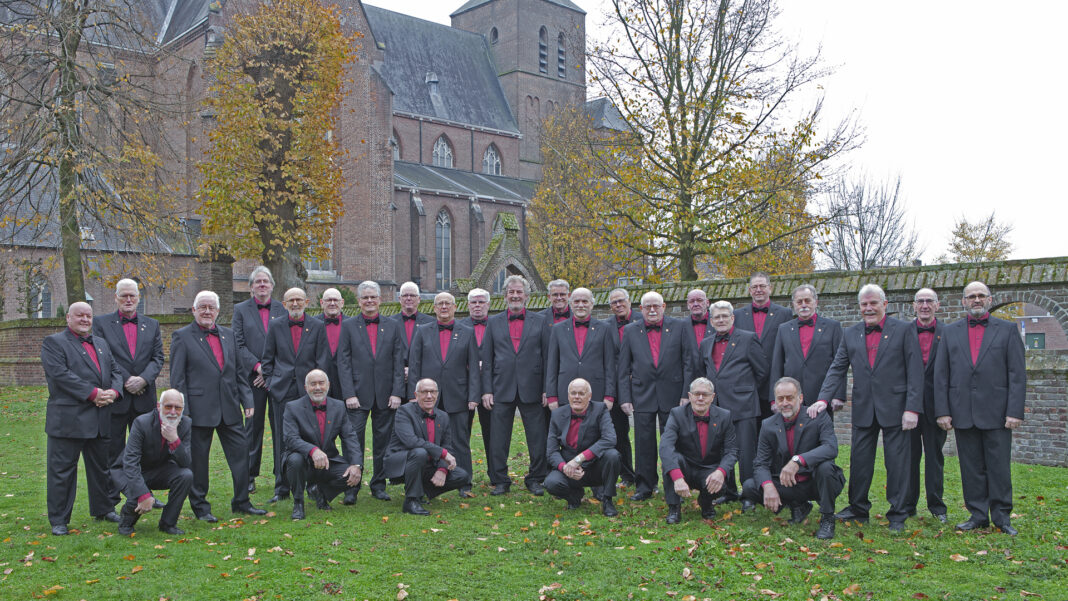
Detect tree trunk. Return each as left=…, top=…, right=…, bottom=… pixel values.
left=57, top=0, right=86, bottom=306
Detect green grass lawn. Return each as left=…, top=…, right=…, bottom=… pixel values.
left=0, top=387, right=1064, bottom=600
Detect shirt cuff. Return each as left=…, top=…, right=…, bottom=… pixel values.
left=88, top=388, right=98, bottom=402
left=905, top=410, right=919, bottom=416
left=168, top=438, right=181, bottom=452
left=309, top=447, right=320, bottom=458
left=547, top=396, right=558, bottom=404
left=668, top=468, right=684, bottom=483
left=797, top=455, right=807, bottom=466
left=436, top=467, right=448, bottom=476
left=557, top=462, right=567, bottom=472
left=138, top=493, right=153, bottom=504
left=604, top=396, right=615, bottom=403
left=761, top=479, right=774, bottom=488
left=254, top=362, right=261, bottom=372
left=581, top=449, right=595, bottom=462
left=440, top=449, right=448, bottom=460
left=716, top=467, right=727, bottom=477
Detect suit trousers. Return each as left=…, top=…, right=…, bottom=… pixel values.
left=107, top=408, right=139, bottom=505
left=283, top=452, right=350, bottom=503
left=488, top=399, right=548, bottom=486
left=847, top=423, right=911, bottom=522
left=905, top=412, right=948, bottom=516
left=47, top=435, right=114, bottom=526
left=633, top=409, right=671, bottom=496
left=401, top=447, right=470, bottom=500
left=662, top=459, right=722, bottom=508
left=246, top=385, right=288, bottom=494
left=723, top=417, right=758, bottom=498
left=445, top=409, right=474, bottom=487
left=609, top=401, right=636, bottom=483
left=544, top=449, right=621, bottom=502
left=346, top=406, right=395, bottom=492
left=120, top=463, right=193, bottom=528
left=189, top=423, right=251, bottom=515
left=468, top=404, right=493, bottom=481
left=955, top=427, right=1013, bottom=525
left=742, top=461, right=845, bottom=515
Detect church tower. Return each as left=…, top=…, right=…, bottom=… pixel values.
left=450, top=0, right=586, bottom=180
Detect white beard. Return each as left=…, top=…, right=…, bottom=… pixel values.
left=162, top=413, right=182, bottom=427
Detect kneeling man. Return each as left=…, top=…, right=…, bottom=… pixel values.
left=743, top=377, right=844, bottom=539
left=282, top=370, right=363, bottom=520
left=544, top=378, right=621, bottom=516
left=659, top=377, right=738, bottom=524
left=383, top=379, right=469, bottom=515
left=113, top=389, right=193, bottom=536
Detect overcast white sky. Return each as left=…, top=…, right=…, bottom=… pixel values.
left=376, top=0, right=1068, bottom=262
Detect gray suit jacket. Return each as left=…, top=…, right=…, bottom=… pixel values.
left=112, top=410, right=192, bottom=499
left=232, top=297, right=287, bottom=378
left=93, top=311, right=164, bottom=415
left=383, top=402, right=453, bottom=477
left=752, top=410, right=839, bottom=485
left=282, top=395, right=362, bottom=465
left=617, top=317, right=697, bottom=413
left=934, top=316, right=1025, bottom=429
left=407, top=321, right=481, bottom=412
left=770, top=316, right=845, bottom=405
left=817, top=317, right=924, bottom=428
left=42, top=329, right=124, bottom=438
left=545, top=318, right=617, bottom=403
left=169, top=323, right=252, bottom=428
left=480, top=309, right=549, bottom=404
left=659, top=404, right=738, bottom=474
left=698, top=328, right=768, bottom=421
left=261, top=315, right=331, bottom=403
left=337, top=315, right=405, bottom=408
left=546, top=401, right=616, bottom=468
left=733, top=302, right=792, bottom=400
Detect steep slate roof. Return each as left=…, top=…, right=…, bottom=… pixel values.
left=393, top=161, right=534, bottom=204
left=450, top=0, right=586, bottom=17
left=363, top=4, right=520, bottom=134
left=585, top=97, right=629, bottom=132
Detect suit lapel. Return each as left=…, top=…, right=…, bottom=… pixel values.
left=105, top=315, right=134, bottom=362
left=193, top=327, right=223, bottom=372
left=68, top=332, right=103, bottom=376
left=973, top=320, right=1002, bottom=369
left=773, top=415, right=788, bottom=456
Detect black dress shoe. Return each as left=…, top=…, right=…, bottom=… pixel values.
left=741, top=499, right=756, bottom=513
left=95, top=511, right=121, bottom=523
left=620, top=479, right=635, bottom=488
left=458, top=488, right=476, bottom=499
left=790, top=502, right=813, bottom=524
left=526, top=482, right=545, bottom=496
left=343, top=489, right=357, bottom=505
left=700, top=506, right=717, bottom=520
left=291, top=500, right=305, bottom=520
left=665, top=505, right=682, bottom=524
left=834, top=508, right=869, bottom=523
left=602, top=497, right=618, bottom=517
left=490, top=483, right=511, bottom=496
left=196, top=512, right=219, bottom=523
left=233, top=504, right=267, bottom=516
left=816, top=513, right=836, bottom=539
left=888, top=520, right=905, bottom=532
left=994, top=523, right=1018, bottom=536
left=629, top=490, right=652, bottom=502
left=711, top=492, right=738, bottom=506
left=267, top=493, right=289, bottom=504
left=118, top=506, right=140, bottom=535
left=308, top=485, right=331, bottom=511
left=158, top=525, right=185, bottom=535
left=51, top=524, right=69, bottom=536
left=566, top=494, right=583, bottom=510
left=152, top=499, right=165, bottom=509
left=956, top=519, right=990, bottom=531
left=932, top=512, right=948, bottom=523
left=371, top=489, right=392, bottom=501
left=402, top=498, right=430, bottom=516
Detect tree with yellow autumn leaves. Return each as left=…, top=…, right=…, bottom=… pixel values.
left=198, top=0, right=354, bottom=290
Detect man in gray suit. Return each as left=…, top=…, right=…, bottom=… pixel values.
left=460, top=288, right=494, bottom=487
left=546, top=287, right=617, bottom=408
left=232, top=266, right=287, bottom=494
left=408, top=292, right=481, bottom=497
left=170, top=291, right=266, bottom=522
left=770, top=285, right=845, bottom=416
left=733, top=272, right=792, bottom=419
left=544, top=378, right=620, bottom=516
left=904, top=288, right=949, bottom=523
left=935, top=281, right=1026, bottom=535
left=337, top=280, right=406, bottom=503
left=617, top=291, right=698, bottom=501
left=481, top=275, right=550, bottom=496
left=93, top=279, right=165, bottom=508
left=114, top=389, right=193, bottom=536
left=42, top=302, right=124, bottom=535
left=698, top=300, right=768, bottom=510
left=262, top=287, right=332, bottom=502
left=817, top=284, right=923, bottom=531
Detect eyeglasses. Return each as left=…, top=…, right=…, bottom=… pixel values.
left=914, top=299, right=937, bottom=305
left=964, top=293, right=989, bottom=301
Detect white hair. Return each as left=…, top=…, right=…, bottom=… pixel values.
left=640, top=291, right=664, bottom=306
left=115, top=278, right=139, bottom=294
left=193, top=290, right=220, bottom=309
left=547, top=279, right=571, bottom=292
left=503, top=275, right=530, bottom=295
left=709, top=300, right=733, bottom=313
left=357, top=280, right=381, bottom=296
left=249, top=265, right=274, bottom=286
left=858, top=284, right=886, bottom=302
left=468, top=288, right=490, bottom=302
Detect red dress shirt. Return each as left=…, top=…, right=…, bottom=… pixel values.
left=865, top=316, right=887, bottom=367
left=752, top=302, right=769, bottom=338
left=969, top=313, right=989, bottom=365
left=645, top=323, right=661, bottom=367
left=508, top=310, right=525, bottom=352
left=916, top=318, right=936, bottom=365
left=121, top=312, right=138, bottom=356
left=799, top=315, right=816, bottom=358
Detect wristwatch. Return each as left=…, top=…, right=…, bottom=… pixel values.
left=791, top=455, right=802, bottom=465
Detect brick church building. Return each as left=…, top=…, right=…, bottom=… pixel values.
left=1, top=0, right=624, bottom=318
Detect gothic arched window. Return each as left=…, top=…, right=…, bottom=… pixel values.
left=435, top=210, right=452, bottom=290
left=482, top=144, right=502, bottom=175
left=432, top=135, right=453, bottom=168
